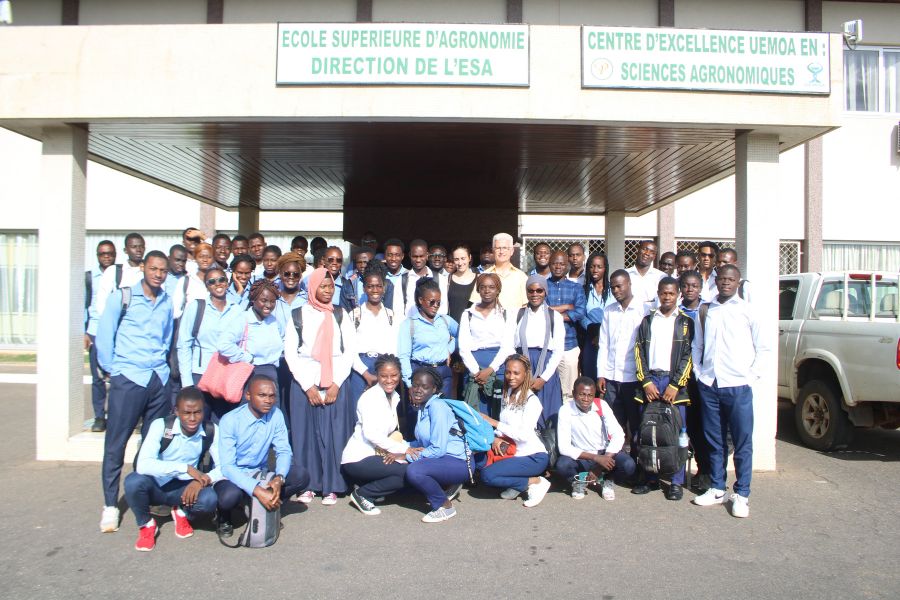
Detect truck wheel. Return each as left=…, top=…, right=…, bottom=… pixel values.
left=794, top=380, right=853, bottom=451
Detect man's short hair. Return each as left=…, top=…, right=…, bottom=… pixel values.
left=573, top=376, right=596, bottom=393
left=384, top=238, right=405, bottom=252
left=212, top=233, right=231, bottom=244
left=409, top=238, right=428, bottom=251
left=232, top=234, right=249, bottom=244
left=248, top=232, right=265, bottom=242
left=568, top=242, right=585, bottom=253
left=248, top=374, right=276, bottom=391
left=679, top=270, right=702, bottom=285
left=176, top=386, right=204, bottom=406
left=169, top=244, right=186, bottom=255
left=718, top=263, right=741, bottom=278
left=291, top=235, right=308, bottom=250
left=609, top=269, right=630, bottom=281
left=718, top=247, right=739, bottom=261
left=675, top=250, right=696, bottom=261
left=145, top=250, right=168, bottom=263
left=97, top=239, right=115, bottom=249
left=658, top=276, right=679, bottom=291
left=698, top=240, right=720, bottom=254
left=124, top=232, right=144, bottom=245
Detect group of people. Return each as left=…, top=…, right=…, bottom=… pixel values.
left=84, top=227, right=768, bottom=552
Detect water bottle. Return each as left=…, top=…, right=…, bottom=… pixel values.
left=678, top=427, right=689, bottom=448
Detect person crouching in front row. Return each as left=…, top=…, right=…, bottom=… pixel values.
left=554, top=377, right=636, bottom=500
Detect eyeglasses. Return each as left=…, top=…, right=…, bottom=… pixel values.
left=424, top=299, right=440, bottom=307
left=325, top=257, right=343, bottom=264
left=205, top=276, right=228, bottom=285
left=527, top=288, right=546, bottom=294
left=698, top=252, right=715, bottom=257
left=281, top=272, right=301, bottom=280
left=97, top=251, right=115, bottom=257
left=430, top=253, right=446, bottom=259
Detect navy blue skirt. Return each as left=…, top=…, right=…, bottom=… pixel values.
left=468, top=347, right=506, bottom=418
left=526, top=347, right=563, bottom=430
left=288, top=379, right=354, bottom=495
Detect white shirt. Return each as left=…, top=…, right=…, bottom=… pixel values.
left=597, top=299, right=649, bottom=382
left=627, top=265, right=665, bottom=305
left=513, top=307, right=565, bottom=381
left=649, top=309, right=678, bottom=371
left=700, top=271, right=718, bottom=303
left=402, top=269, right=449, bottom=317
left=495, top=393, right=545, bottom=457
left=557, top=399, right=625, bottom=459
left=351, top=304, right=399, bottom=375
left=171, top=272, right=207, bottom=320
left=284, top=304, right=357, bottom=390
left=94, top=262, right=143, bottom=317
left=341, top=385, right=409, bottom=464
left=693, top=295, right=769, bottom=388
left=458, top=306, right=516, bottom=374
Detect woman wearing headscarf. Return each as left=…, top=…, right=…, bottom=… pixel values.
left=284, top=267, right=357, bottom=506
left=513, top=274, right=565, bottom=428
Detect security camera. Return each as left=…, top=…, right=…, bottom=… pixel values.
left=842, top=19, right=863, bottom=50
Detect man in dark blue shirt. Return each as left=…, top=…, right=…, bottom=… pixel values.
left=96, top=250, right=173, bottom=534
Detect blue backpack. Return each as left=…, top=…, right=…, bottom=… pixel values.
left=441, top=398, right=494, bottom=452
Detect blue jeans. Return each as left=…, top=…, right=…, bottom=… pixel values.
left=698, top=380, right=754, bottom=497
left=480, top=453, right=549, bottom=492
left=555, top=451, right=636, bottom=484
left=406, top=455, right=471, bottom=510
left=87, top=335, right=107, bottom=419
left=123, top=473, right=217, bottom=526
left=604, top=380, right=641, bottom=457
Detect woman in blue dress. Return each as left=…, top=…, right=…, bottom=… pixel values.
left=579, top=252, right=612, bottom=381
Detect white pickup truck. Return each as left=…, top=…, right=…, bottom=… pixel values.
left=778, top=272, right=900, bottom=450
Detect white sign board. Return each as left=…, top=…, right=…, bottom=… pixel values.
left=277, top=23, right=529, bottom=86
left=582, top=26, right=830, bottom=94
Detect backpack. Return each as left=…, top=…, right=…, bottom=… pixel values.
left=515, top=307, right=555, bottom=335
left=133, top=414, right=215, bottom=470
left=637, top=401, right=688, bottom=476
left=291, top=305, right=344, bottom=353
left=351, top=305, right=393, bottom=329
left=538, top=413, right=559, bottom=468
left=218, top=471, right=281, bottom=549
left=84, top=271, right=93, bottom=311
left=442, top=398, right=494, bottom=484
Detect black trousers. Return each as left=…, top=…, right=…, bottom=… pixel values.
left=214, top=463, right=310, bottom=517
left=341, top=455, right=407, bottom=500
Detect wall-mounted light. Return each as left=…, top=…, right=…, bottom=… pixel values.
left=842, top=19, right=863, bottom=50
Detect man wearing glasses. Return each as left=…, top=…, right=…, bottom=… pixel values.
left=470, top=233, right=529, bottom=309
left=696, top=241, right=719, bottom=302
left=85, top=240, right=117, bottom=432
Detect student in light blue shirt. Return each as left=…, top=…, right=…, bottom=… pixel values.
left=96, top=251, right=174, bottom=534
left=226, top=254, right=255, bottom=309
left=85, top=240, right=116, bottom=432
left=404, top=367, right=473, bottom=523
left=397, top=278, right=459, bottom=396
left=217, top=278, right=285, bottom=396
left=579, top=252, right=613, bottom=381
left=213, top=375, right=309, bottom=537
left=177, top=267, right=240, bottom=423
left=123, top=387, right=220, bottom=551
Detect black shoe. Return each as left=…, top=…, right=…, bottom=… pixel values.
left=91, top=417, right=106, bottom=432
left=217, top=520, right=233, bottom=538
left=631, top=481, right=660, bottom=495
left=666, top=484, right=684, bottom=501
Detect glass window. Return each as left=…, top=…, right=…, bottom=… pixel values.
left=779, top=279, right=799, bottom=320
left=844, top=49, right=880, bottom=112
left=876, top=281, right=899, bottom=318
left=814, top=280, right=844, bottom=317
left=884, top=50, right=900, bottom=114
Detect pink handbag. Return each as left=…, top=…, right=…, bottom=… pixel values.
left=198, top=324, right=254, bottom=404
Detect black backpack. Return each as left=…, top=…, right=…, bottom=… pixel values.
left=133, top=414, right=215, bottom=471
left=290, top=305, right=344, bottom=353
left=637, top=401, right=688, bottom=476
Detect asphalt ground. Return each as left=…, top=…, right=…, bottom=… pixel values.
left=1, top=377, right=898, bottom=600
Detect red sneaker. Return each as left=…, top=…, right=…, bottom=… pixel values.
left=134, top=520, right=157, bottom=552
left=171, top=508, right=194, bottom=539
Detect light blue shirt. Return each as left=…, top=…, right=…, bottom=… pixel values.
left=582, top=285, right=614, bottom=328
left=409, top=396, right=467, bottom=461
left=217, top=308, right=284, bottom=367
left=397, top=311, right=459, bottom=386
left=85, top=265, right=104, bottom=336
left=226, top=283, right=250, bottom=309
left=218, top=404, right=292, bottom=496
left=96, top=284, right=173, bottom=386
left=272, top=293, right=307, bottom=333
left=135, top=416, right=222, bottom=487
left=177, top=297, right=241, bottom=388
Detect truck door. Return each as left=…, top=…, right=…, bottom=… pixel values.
left=778, top=278, right=802, bottom=398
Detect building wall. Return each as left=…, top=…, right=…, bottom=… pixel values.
left=824, top=2, right=899, bottom=44
left=675, top=0, right=804, bottom=31
left=373, top=0, right=506, bottom=24
left=523, top=0, right=658, bottom=27
left=79, top=0, right=206, bottom=25
left=223, top=0, right=356, bottom=24
left=7, top=0, right=62, bottom=25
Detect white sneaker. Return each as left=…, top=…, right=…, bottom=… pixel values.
left=601, top=479, right=616, bottom=501
left=293, top=491, right=315, bottom=504
left=421, top=507, right=457, bottom=523
left=730, top=493, right=750, bottom=518
left=523, top=477, right=551, bottom=508
left=692, top=488, right=727, bottom=506
left=100, top=506, right=120, bottom=533
left=500, top=487, right=520, bottom=500
left=321, top=493, right=338, bottom=506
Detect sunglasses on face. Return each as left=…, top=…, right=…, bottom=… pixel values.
left=527, top=288, right=546, bottom=294
left=325, top=257, right=343, bottom=264
left=186, top=236, right=203, bottom=244
left=430, top=253, right=446, bottom=259
left=205, top=276, right=228, bottom=286
left=424, top=299, right=440, bottom=307
left=281, top=272, right=301, bottom=280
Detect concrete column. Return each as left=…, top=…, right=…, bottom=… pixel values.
left=199, top=203, right=216, bottom=238
left=802, top=137, right=824, bottom=272
left=656, top=203, right=676, bottom=255
left=238, top=205, right=259, bottom=235
left=605, top=211, right=626, bottom=272
left=36, top=126, right=87, bottom=460
left=735, top=132, right=779, bottom=471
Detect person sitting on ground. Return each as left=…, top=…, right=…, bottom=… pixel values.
left=479, top=353, right=551, bottom=508
left=555, top=377, right=635, bottom=501
left=340, top=354, right=410, bottom=516
left=213, top=375, right=310, bottom=537
left=124, top=387, right=220, bottom=551
left=404, top=366, right=473, bottom=523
